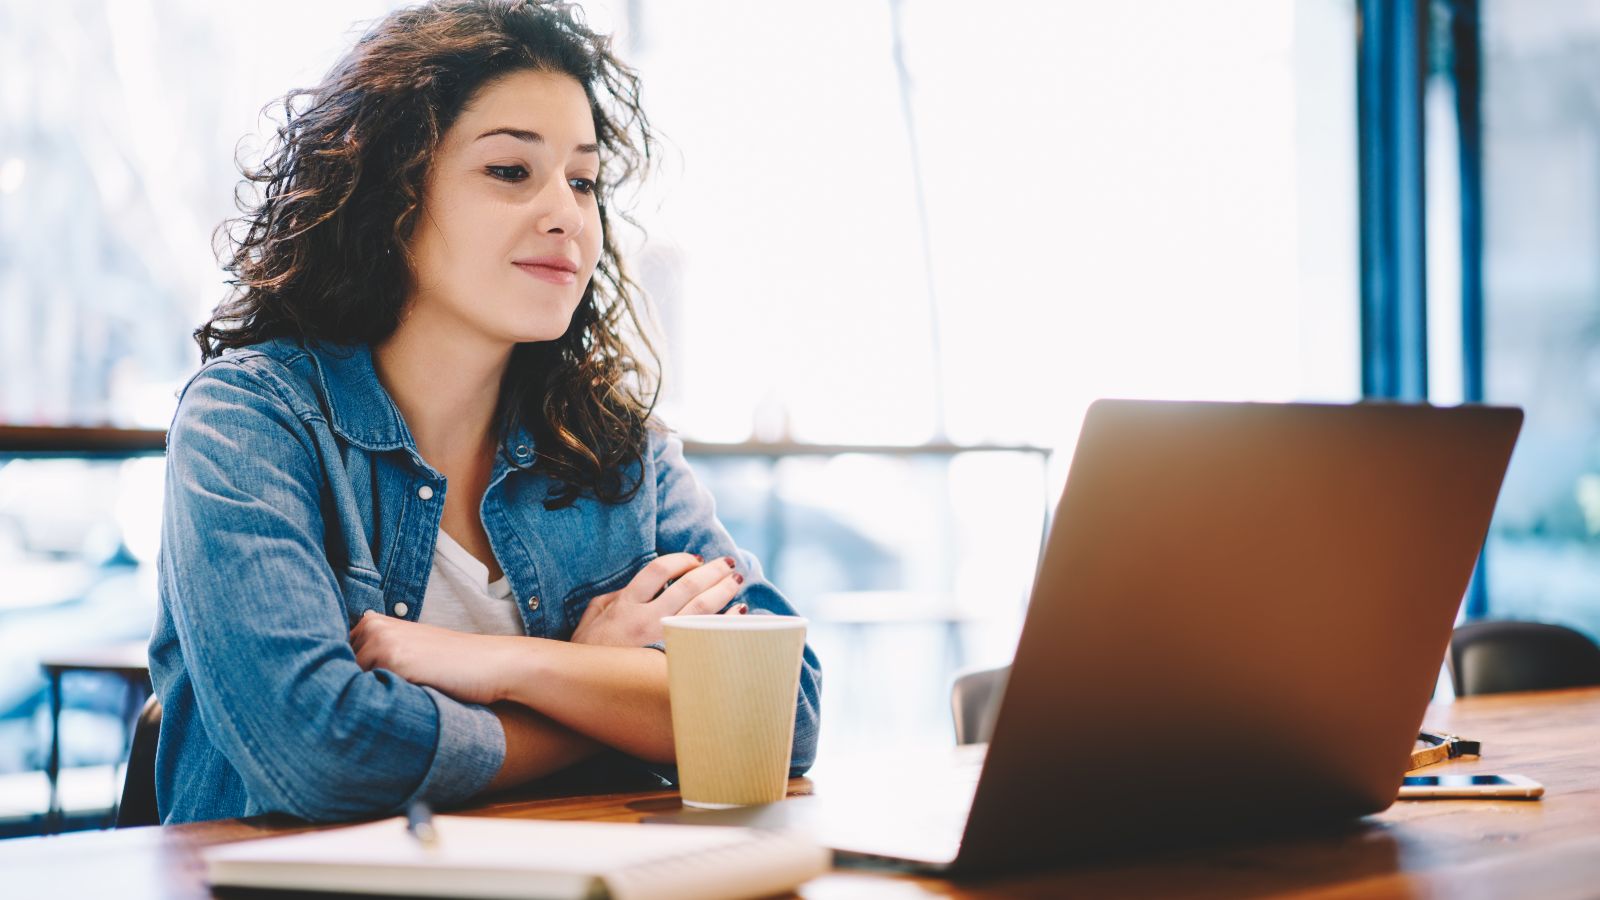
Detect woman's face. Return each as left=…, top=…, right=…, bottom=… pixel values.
left=405, top=69, right=604, bottom=346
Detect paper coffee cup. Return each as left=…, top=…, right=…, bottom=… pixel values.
left=662, top=615, right=808, bottom=809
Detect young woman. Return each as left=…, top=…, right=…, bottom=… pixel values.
left=151, top=0, right=821, bottom=824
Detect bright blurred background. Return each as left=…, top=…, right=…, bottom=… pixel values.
left=1, top=0, right=1596, bottom=835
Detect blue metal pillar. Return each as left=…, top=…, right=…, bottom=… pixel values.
left=1451, top=0, right=1491, bottom=619
left=1357, top=0, right=1430, bottom=401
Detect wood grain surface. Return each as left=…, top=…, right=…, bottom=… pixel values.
left=5, top=687, right=1599, bottom=899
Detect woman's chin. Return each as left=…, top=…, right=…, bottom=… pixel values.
left=503, top=320, right=578, bottom=345
left=502, top=300, right=582, bottom=344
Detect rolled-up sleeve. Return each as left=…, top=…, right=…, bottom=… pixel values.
left=649, top=428, right=823, bottom=776
left=160, top=361, right=504, bottom=821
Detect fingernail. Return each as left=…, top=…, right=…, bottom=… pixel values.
left=734, top=574, right=745, bottom=585
left=694, top=554, right=703, bottom=562
left=724, top=556, right=736, bottom=568
left=737, top=603, right=749, bottom=614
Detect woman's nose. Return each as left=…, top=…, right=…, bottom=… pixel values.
left=534, top=174, right=583, bottom=237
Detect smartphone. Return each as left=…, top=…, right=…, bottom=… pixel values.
left=1397, top=773, right=1543, bottom=799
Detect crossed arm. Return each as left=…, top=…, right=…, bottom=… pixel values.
left=165, top=367, right=817, bottom=822
left=350, top=552, right=748, bottom=788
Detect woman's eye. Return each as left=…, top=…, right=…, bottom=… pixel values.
left=569, top=177, right=597, bottom=195
left=486, top=164, right=527, bottom=182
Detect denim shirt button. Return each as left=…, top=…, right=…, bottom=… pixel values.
left=514, top=445, right=531, bottom=459
left=417, top=485, right=434, bottom=500
left=526, top=596, right=540, bottom=611
left=393, top=602, right=409, bottom=617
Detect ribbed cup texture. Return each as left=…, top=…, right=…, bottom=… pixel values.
left=664, top=618, right=807, bottom=807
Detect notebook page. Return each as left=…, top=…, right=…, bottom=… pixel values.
left=203, top=815, right=829, bottom=900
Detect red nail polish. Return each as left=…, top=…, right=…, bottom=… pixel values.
left=724, top=556, right=736, bottom=568
left=694, top=554, right=703, bottom=562
left=734, top=574, right=745, bottom=585
left=737, top=604, right=749, bottom=614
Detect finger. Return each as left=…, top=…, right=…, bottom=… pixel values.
left=350, top=616, right=371, bottom=647
left=655, top=557, right=738, bottom=611
left=674, top=570, right=744, bottom=616
left=351, top=616, right=385, bottom=668
left=353, top=636, right=376, bottom=670
left=579, top=591, right=615, bottom=622
left=627, top=553, right=703, bottom=602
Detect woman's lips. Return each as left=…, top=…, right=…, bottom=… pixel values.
left=513, top=262, right=577, bottom=285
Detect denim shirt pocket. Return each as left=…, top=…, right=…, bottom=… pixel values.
left=337, top=565, right=387, bottom=626
left=559, top=551, right=657, bottom=638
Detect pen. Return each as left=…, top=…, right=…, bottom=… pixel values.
left=406, top=800, right=438, bottom=848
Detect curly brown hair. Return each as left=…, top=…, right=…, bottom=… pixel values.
left=200, top=0, right=658, bottom=509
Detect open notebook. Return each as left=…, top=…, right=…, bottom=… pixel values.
left=202, top=815, right=830, bottom=900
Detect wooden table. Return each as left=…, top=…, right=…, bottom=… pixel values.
left=6, top=687, right=1600, bottom=898
left=37, top=642, right=152, bottom=832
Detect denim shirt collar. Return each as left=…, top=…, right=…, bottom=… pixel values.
left=299, top=340, right=538, bottom=471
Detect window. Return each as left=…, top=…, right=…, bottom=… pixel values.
left=1476, top=0, right=1600, bottom=637
left=632, top=0, right=1360, bottom=453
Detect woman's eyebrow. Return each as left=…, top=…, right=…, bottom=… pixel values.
left=474, top=127, right=599, bottom=154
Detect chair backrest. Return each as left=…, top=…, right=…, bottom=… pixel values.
left=950, top=664, right=1009, bottom=745
left=117, top=694, right=162, bottom=827
left=1449, top=620, right=1600, bottom=697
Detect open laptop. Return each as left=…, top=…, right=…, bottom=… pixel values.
left=654, top=399, right=1523, bottom=874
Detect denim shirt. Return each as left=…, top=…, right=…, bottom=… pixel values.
left=150, top=337, right=822, bottom=824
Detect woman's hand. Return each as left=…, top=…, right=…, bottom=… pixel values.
left=349, top=613, right=518, bottom=705
left=570, top=552, right=746, bottom=648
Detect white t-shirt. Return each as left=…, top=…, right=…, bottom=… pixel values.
left=418, top=528, right=525, bottom=636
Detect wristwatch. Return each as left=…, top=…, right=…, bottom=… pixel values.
left=1410, top=730, right=1482, bottom=770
